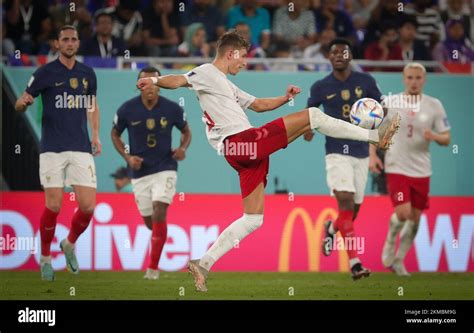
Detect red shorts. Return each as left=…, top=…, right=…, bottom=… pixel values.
left=224, top=118, right=288, bottom=198
left=386, top=173, right=430, bottom=210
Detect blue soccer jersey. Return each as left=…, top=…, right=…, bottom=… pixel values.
left=307, top=71, right=382, bottom=158
left=113, top=96, right=187, bottom=179
left=26, top=58, right=97, bottom=154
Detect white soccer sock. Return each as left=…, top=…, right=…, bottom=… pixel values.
left=308, top=107, right=379, bottom=143
left=349, top=257, right=361, bottom=268
left=386, top=213, right=404, bottom=245
left=199, top=214, right=264, bottom=271
left=62, top=238, right=74, bottom=250
left=396, top=220, right=418, bottom=260
left=40, top=255, right=52, bottom=265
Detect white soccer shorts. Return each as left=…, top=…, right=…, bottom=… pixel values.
left=131, top=170, right=178, bottom=216
left=325, top=153, right=369, bottom=204
left=39, top=151, right=97, bottom=189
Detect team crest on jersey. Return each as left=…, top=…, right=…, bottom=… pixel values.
left=160, top=117, right=168, bottom=129
left=82, top=78, right=89, bottom=92
left=341, top=89, right=350, bottom=101
left=146, top=118, right=155, bottom=130
left=355, top=86, right=363, bottom=98
left=70, top=78, right=79, bottom=89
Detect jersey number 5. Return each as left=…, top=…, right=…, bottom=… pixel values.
left=147, top=134, right=157, bottom=148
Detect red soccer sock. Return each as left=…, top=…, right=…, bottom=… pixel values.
left=40, top=207, right=59, bottom=256
left=67, top=209, right=93, bottom=244
left=334, top=210, right=358, bottom=260
left=149, top=222, right=167, bottom=270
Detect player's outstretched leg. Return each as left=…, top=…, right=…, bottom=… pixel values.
left=188, top=183, right=265, bottom=292
left=40, top=188, right=62, bottom=281
left=283, top=107, right=400, bottom=149
left=61, top=186, right=95, bottom=274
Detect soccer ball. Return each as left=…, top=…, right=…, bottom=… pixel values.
left=349, top=98, right=384, bottom=129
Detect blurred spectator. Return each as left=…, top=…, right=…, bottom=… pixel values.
left=5, top=0, right=53, bottom=54
left=110, top=167, right=133, bottom=193
left=272, top=0, right=317, bottom=55
left=405, top=0, right=445, bottom=50
left=364, top=0, right=407, bottom=47
left=216, top=0, right=237, bottom=14
left=432, top=19, right=474, bottom=62
left=87, top=0, right=112, bottom=14
left=268, top=41, right=298, bottom=71
left=142, top=0, right=180, bottom=57
left=399, top=15, right=431, bottom=60
left=314, top=0, right=355, bottom=41
left=2, top=22, right=16, bottom=56
left=227, top=0, right=271, bottom=51
left=80, top=12, right=126, bottom=57
left=96, top=0, right=144, bottom=55
left=180, top=0, right=225, bottom=43
left=45, top=37, right=60, bottom=58
left=440, top=0, right=471, bottom=40
left=234, top=21, right=266, bottom=70
left=364, top=22, right=403, bottom=71
left=49, top=0, right=92, bottom=41
left=343, top=0, right=379, bottom=31
left=177, top=22, right=210, bottom=57
left=302, top=28, right=336, bottom=71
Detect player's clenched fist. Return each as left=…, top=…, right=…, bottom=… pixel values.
left=172, top=147, right=186, bottom=161
left=126, top=155, right=144, bottom=170
left=91, top=136, right=102, bottom=156
left=18, top=92, right=34, bottom=108
left=136, top=77, right=154, bottom=91
left=303, top=130, right=314, bottom=142
left=286, top=85, right=301, bottom=100
left=369, top=154, right=384, bottom=174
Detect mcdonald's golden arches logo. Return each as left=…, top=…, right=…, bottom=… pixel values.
left=278, top=207, right=349, bottom=272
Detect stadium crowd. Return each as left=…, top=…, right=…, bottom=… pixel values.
left=2, top=0, right=473, bottom=71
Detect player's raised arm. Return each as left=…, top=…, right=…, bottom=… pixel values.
left=137, top=75, right=190, bottom=90
left=249, top=85, right=301, bottom=112
left=15, top=91, right=34, bottom=112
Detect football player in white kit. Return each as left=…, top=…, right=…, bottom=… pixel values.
left=370, top=63, right=451, bottom=276
left=137, top=31, right=400, bottom=292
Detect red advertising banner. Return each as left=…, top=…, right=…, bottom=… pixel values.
left=1, top=192, right=473, bottom=272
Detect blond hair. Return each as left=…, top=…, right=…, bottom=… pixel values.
left=403, top=62, right=426, bottom=74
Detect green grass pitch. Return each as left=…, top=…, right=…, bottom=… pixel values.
left=0, top=271, right=473, bottom=300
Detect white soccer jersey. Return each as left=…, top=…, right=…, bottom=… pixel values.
left=183, top=63, right=256, bottom=150
left=384, top=93, right=451, bottom=177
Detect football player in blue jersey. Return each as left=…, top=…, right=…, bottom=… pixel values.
left=15, top=25, right=101, bottom=281
left=305, top=38, right=385, bottom=280
left=112, top=67, right=191, bottom=280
